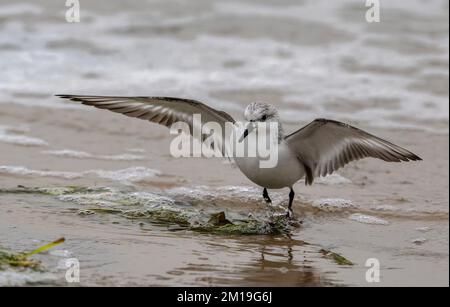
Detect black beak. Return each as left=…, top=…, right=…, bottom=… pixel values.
left=239, top=129, right=249, bottom=143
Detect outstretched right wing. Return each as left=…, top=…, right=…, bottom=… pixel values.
left=56, top=95, right=236, bottom=155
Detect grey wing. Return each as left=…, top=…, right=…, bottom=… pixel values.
left=285, top=119, right=422, bottom=185
left=56, top=95, right=235, bottom=155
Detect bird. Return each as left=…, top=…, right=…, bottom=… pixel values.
left=56, top=95, right=422, bottom=218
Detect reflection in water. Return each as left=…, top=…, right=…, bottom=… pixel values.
left=174, top=234, right=335, bottom=286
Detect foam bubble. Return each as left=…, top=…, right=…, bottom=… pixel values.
left=0, top=271, right=56, bottom=287
left=372, top=205, right=399, bottom=212
left=0, top=126, right=48, bottom=147
left=312, top=198, right=356, bottom=211
left=91, top=167, right=161, bottom=183
left=58, top=190, right=175, bottom=210
left=0, top=166, right=82, bottom=179
left=43, top=150, right=91, bottom=159
left=168, top=185, right=267, bottom=203
left=314, top=174, right=352, bottom=185
left=0, top=165, right=161, bottom=184
left=349, top=213, right=389, bottom=225
left=126, top=148, right=146, bottom=153
left=43, top=149, right=146, bottom=161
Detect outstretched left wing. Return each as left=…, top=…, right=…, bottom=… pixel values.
left=285, top=119, right=421, bottom=185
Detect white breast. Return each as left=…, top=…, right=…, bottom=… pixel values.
left=233, top=139, right=305, bottom=189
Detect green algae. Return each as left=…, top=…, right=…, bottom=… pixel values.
left=193, top=220, right=270, bottom=235
left=81, top=208, right=123, bottom=214
left=192, top=212, right=291, bottom=235
left=1, top=185, right=358, bottom=269
left=1, top=185, right=294, bottom=235
left=0, top=238, right=65, bottom=271
left=131, top=209, right=293, bottom=235
left=320, top=249, right=354, bottom=266
left=122, top=209, right=191, bottom=226
left=81, top=206, right=290, bottom=235
left=0, top=250, right=41, bottom=271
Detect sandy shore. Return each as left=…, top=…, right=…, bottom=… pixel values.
left=0, top=102, right=448, bottom=286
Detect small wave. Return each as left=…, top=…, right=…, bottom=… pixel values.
left=371, top=204, right=448, bottom=216
left=0, top=166, right=82, bottom=179
left=43, top=149, right=146, bottom=161
left=10, top=185, right=292, bottom=235
left=0, top=165, right=161, bottom=184
left=348, top=213, right=389, bottom=225
left=312, top=174, right=352, bottom=185
left=92, top=167, right=161, bottom=183
left=0, top=185, right=293, bottom=235
left=126, top=148, right=146, bottom=153
left=43, top=150, right=91, bottom=159
left=0, top=271, right=56, bottom=287
left=312, top=198, right=356, bottom=212
left=56, top=190, right=176, bottom=216
left=49, top=187, right=294, bottom=235
left=167, top=185, right=284, bottom=205
left=371, top=205, right=399, bottom=212
left=0, top=126, right=48, bottom=147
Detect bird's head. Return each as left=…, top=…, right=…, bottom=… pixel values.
left=244, top=102, right=279, bottom=123
left=239, top=102, right=283, bottom=142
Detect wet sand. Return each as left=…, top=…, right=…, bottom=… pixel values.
left=0, top=103, right=448, bottom=286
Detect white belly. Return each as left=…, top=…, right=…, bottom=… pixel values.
left=234, top=141, right=305, bottom=189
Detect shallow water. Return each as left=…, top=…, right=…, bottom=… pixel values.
left=0, top=0, right=448, bottom=132
left=0, top=0, right=448, bottom=286
left=0, top=151, right=448, bottom=287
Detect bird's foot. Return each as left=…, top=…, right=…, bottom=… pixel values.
left=285, top=208, right=293, bottom=219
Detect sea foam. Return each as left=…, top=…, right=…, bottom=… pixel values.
left=43, top=149, right=146, bottom=161
left=0, top=165, right=161, bottom=184
left=0, top=126, right=48, bottom=147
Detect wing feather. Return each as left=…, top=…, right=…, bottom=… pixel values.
left=56, top=95, right=235, bottom=155
left=285, top=119, right=421, bottom=185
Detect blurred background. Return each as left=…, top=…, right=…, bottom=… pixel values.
left=0, top=0, right=448, bottom=132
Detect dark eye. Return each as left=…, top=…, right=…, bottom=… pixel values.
left=261, top=115, right=267, bottom=121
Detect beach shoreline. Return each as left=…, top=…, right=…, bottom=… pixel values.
left=0, top=102, right=448, bottom=286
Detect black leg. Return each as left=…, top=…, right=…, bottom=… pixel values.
left=287, top=187, right=295, bottom=218
left=263, top=188, right=271, bottom=204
